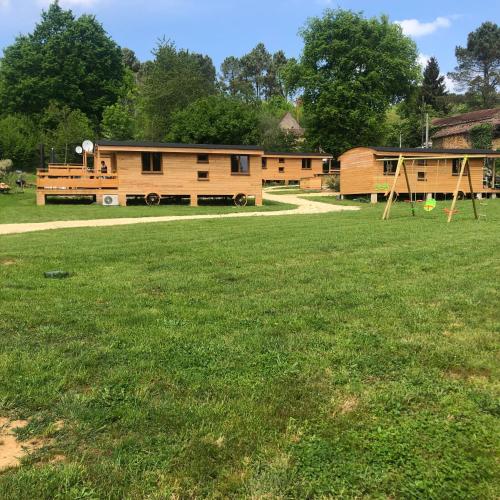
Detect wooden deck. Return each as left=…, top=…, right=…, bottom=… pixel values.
left=37, top=165, right=118, bottom=204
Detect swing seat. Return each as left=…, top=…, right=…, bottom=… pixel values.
left=443, top=208, right=459, bottom=215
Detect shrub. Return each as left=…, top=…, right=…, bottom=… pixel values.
left=470, top=123, right=493, bottom=150
left=325, top=175, right=339, bottom=191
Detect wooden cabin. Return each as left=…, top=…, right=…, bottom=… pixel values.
left=261, top=152, right=333, bottom=186
left=37, top=142, right=266, bottom=206
left=338, top=147, right=500, bottom=202
left=36, top=142, right=332, bottom=206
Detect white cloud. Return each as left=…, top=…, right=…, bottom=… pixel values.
left=0, top=0, right=10, bottom=8
left=443, top=75, right=457, bottom=93
left=418, top=53, right=430, bottom=68
left=395, top=16, right=451, bottom=37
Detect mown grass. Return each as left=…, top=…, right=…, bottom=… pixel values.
left=0, top=189, right=294, bottom=224
left=0, top=200, right=499, bottom=498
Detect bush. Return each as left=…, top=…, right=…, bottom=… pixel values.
left=0, top=159, right=14, bottom=177
left=325, top=175, right=339, bottom=191
left=0, top=115, right=39, bottom=170
left=470, top=123, right=493, bottom=150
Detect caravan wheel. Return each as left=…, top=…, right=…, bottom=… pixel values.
left=145, top=193, right=161, bottom=206
left=233, top=193, right=248, bottom=207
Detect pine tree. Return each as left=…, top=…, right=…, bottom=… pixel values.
left=421, top=57, right=448, bottom=113
left=449, top=22, right=500, bottom=109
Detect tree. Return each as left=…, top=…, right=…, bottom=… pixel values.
left=137, top=41, right=216, bottom=140
left=41, top=103, right=94, bottom=164
left=287, top=9, right=420, bottom=156
left=220, top=44, right=290, bottom=100
left=258, top=97, right=302, bottom=151
left=421, top=57, right=448, bottom=112
left=0, top=115, right=40, bottom=170
left=165, top=95, right=260, bottom=145
left=101, top=68, right=138, bottom=140
left=258, top=113, right=301, bottom=152
left=122, top=47, right=141, bottom=73
left=0, top=2, right=125, bottom=124
left=449, top=22, right=500, bottom=109
left=101, top=103, right=135, bottom=140
left=220, top=56, right=254, bottom=99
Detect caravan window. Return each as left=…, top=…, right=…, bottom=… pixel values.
left=141, top=152, right=162, bottom=173
left=231, top=155, right=250, bottom=175
left=383, top=160, right=398, bottom=175
left=452, top=158, right=468, bottom=175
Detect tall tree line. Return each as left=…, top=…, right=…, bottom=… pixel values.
left=0, top=1, right=498, bottom=170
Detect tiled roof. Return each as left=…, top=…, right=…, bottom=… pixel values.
left=432, top=108, right=499, bottom=128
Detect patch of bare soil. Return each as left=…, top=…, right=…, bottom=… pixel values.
left=1, top=259, right=16, bottom=266
left=339, top=396, right=359, bottom=414
left=0, top=417, right=52, bottom=471
left=445, top=367, right=490, bottom=383
left=330, top=395, right=360, bottom=417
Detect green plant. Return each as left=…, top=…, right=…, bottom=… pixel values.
left=325, top=175, right=339, bottom=191
left=470, top=123, right=493, bottom=150
left=0, top=159, right=14, bottom=178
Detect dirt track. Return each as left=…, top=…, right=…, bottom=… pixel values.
left=0, top=193, right=359, bottom=235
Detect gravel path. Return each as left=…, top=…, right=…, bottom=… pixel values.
left=0, top=193, right=359, bottom=235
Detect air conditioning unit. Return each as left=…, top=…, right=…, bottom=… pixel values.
left=102, top=194, right=119, bottom=206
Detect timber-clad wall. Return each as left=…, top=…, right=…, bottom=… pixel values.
left=114, top=151, right=262, bottom=200
left=262, top=157, right=324, bottom=182
left=339, top=147, right=486, bottom=196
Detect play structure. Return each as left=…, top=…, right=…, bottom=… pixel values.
left=380, top=154, right=484, bottom=222
left=338, top=147, right=500, bottom=206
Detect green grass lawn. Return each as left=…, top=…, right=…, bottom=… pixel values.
left=0, top=200, right=499, bottom=498
left=0, top=189, right=295, bottom=224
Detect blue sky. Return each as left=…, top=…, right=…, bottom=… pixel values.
left=0, top=0, right=498, bottom=91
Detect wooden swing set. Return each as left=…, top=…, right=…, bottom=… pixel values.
left=380, top=154, right=480, bottom=223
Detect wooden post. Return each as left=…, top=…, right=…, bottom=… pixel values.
left=36, top=191, right=46, bottom=206
left=190, top=194, right=198, bottom=207
left=382, top=155, right=403, bottom=221
left=401, top=160, right=416, bottom=217
left=118, top=193, right=127, bottom=207
left=466, top=161, right=479, bottom=220
left=448, top=156, right=468, bottom=223
left=255, top=192, right=263, bottom=206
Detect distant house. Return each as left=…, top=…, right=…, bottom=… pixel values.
left=279, top=112, right=305, bottom=138
left=432, top=108, right=500, bottom=149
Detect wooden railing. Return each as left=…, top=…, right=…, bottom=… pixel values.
left=37, top=164, right=118, bottom=190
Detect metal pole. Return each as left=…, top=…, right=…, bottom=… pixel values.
left=425, top=113, right=429, bottom=148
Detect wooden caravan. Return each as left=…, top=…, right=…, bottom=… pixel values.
left=338, top=147, right=500, bottom=202
left=37, top=142, right=336, bottom=206
left=261, top=152, right=333, bottom=185
left=37, top=142, right=265, bottom=206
